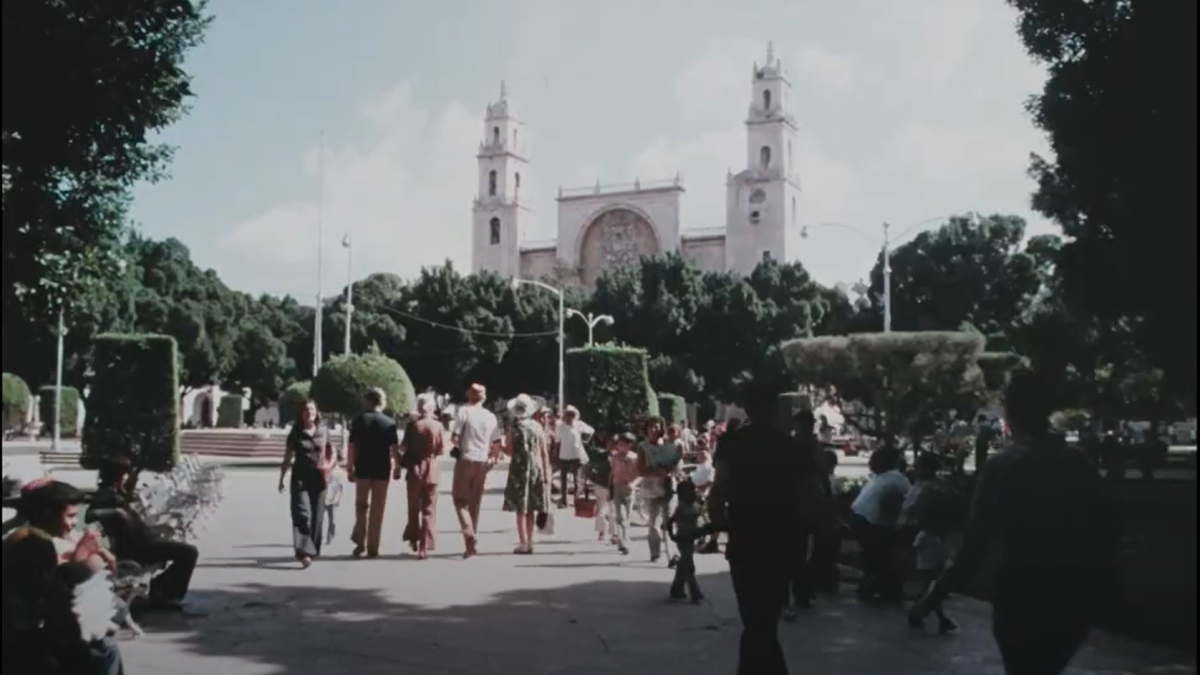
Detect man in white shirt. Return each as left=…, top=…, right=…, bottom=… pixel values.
left=850, top=448, right=913, bottom=599
left=555, top=405, right=593, bottom=508
left=451, top=383, right=501, bottom=558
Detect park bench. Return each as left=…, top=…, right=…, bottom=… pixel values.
left=37, top=451, right=83, bottom=466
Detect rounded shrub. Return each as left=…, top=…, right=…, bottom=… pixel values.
left=310, top=353, right=416, bottom=419
left=216, top=395, right=245, bottom=428
left=657, top=393, right=687, bottom=427
left=278, top=381, right=312, bottom=426
left=38, top=385, right=81, bottom=438
left=2, top=373, right=32, bottom=430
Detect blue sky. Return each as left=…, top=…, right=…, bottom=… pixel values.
left=130, top=0, right=1052, bottom=300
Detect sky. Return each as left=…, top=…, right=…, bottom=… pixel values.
left=129, top=0, right=1054, bottom=301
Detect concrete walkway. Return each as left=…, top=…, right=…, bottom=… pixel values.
left=107, top=468, right=1196, bottom=675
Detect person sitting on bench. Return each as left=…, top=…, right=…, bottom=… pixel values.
left=86, top=455, right=198, bottom=611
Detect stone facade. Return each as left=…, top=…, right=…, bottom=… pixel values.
left=473, top=44, right=802, bottom=286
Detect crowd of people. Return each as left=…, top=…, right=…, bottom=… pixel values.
left=1, top=367, right=1123, bottom=675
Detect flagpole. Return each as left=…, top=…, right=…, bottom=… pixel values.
left=313, top=130, right=325, bottom=376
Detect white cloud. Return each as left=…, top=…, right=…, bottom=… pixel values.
left=793, top=46, right=856, bottom=95
left=895, top=0, right=987, bottom=92
left=218, top=82, right=481, bottom=298
left=672, top=38, right=764, bottom=124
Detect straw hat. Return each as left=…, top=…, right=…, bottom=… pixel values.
left=507, top=394, right=536, bottom=418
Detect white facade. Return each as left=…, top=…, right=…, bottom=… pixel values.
left=470, top=44, right=802, bottom=286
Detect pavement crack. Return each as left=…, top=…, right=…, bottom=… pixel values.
left=541, top=590, right=611, bottom=654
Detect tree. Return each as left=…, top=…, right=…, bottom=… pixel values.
left=2, top=373, right=32, bottom=430
left=2, top=0, right=212, bottom=343
left=1008, top=0, right=1197, bottom=409
left=311, top=350, right=416, bottom=419
left=867, top=215, right=1042, bottom=343
left=224, top=322, right=294, bottom=411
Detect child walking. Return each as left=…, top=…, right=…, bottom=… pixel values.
left=324, top=466, right=345, bottom=545
left=608, top=431, right=641, bottom=556
left=906, top=453, right=958, bottom=635
left=665, top=479, right=705, bottom=603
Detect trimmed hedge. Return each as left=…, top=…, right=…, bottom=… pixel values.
left=279, top=381, right=312, bottom=426
left=216, top=395, right=244, bottom=428
left=82, top=334, right=181, bottom=473
left=310, top=352, right=416, bottom=419
left=38, top=385, right=81, bottom=438
left=657, top=393, right=687, bottom=426
left=566, top=345, right=655, bottom=435
left=2, top=373, right=32, bottom=430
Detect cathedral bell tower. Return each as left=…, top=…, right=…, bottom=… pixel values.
left=471, top=82, right=529, bottom=277
left=724, top=42, right=802, bottom=274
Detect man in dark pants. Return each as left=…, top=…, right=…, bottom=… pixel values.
left=708, top=382, right=816, bottom=675
left=87, top=456, right=199, bottom=609
left=912, top=369, right=1121, bottom=674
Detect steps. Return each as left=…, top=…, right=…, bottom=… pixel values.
left=181, top=429, right=300, bottom=458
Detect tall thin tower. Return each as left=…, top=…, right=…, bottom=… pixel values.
left=313, top=131, right=325, bottom=376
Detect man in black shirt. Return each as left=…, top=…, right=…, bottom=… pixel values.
left=347, top=387, right=401, bottom=558
left=708, top=382, right=816, bottom=675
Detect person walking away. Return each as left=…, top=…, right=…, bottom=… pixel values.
left=608, top=432, right=641, bottom=555
left=346, top=387, right=400, bottom=558
left=808, top=448, right=842, bottom=592
left=849, top=447, right=912, bottom=601
left=278, top=399, right=334, bottom=568
left=502, top=394, right=551, bottom=554
left=911, top=368, right=1121, bottom=674
left=903, top=453, right=958, bottom=634
left=86, top=455, right=198, bottom=609
left=666, top=479, right=705, bottom=603
left=707, top=381, right=817, bottom=675
left=555, top=405, right=594, bottom=508
left=397, top=394, right=444, bottom=559
left=451, top=383, right=502, bottom=558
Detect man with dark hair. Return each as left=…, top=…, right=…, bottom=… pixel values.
left=3, top=480, right=126, bottom=674
left=347, top=387, right=401, bottom=558
left=707, top=381, right=816, bottom=675
left=87, top=455, right=198, bottom=609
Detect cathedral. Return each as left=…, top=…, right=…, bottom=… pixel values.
left=471, top=43, right=802, bottom=287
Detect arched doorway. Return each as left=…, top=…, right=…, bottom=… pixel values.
left=577, top=207, right=661, bottom=287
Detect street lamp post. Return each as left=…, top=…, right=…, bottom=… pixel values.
left=51, top=308, right=66, bottom=452
left=341, top=234, right=353, bottom=356
left=565, top=309, right=613, bottom=346
left=511, top=278, right=565, bottom=414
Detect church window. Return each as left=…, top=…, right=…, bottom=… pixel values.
left=489, top=217, right=501, bottom=245
left=760, top=146, right=771, bottom=170
left=763, top=89, right=771, bottom=111
left=792, top=197, right=797, bottom=224
left=488, top=170, right=497, bottom=196
left=788, top=141, right=793, bottom=166
left=750, top=210, right=761, bottom=224
left=750, top=188, right=766, bottom=204
left=492, top=126, right=500, bottom=145
left=762, top=250, right=772, bottom=263
left=513, top=129, right=518, bottom=148
left=514, top=172, right=521, bottom=193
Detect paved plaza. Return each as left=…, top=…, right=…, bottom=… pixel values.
left=15, top=466, right=1164, bottom=675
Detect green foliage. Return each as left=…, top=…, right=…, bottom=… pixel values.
left=311, top=352, right=416, bottom=419
left=783, top=332, right=989, bottom=438
left=2, top=373, right=32, bottom=430
left=566, top=345, right=654, bottom=435
left=82, top=334, right=180, bottom=473
left=657, top=393, right=687, bottom=426
left=279, top=381, right=312, bottom=426
left=1008, top=0, right=1196, bottom=408
left=216, top=395, right=244, bottom=428
left=645, top=385, right=660, bottom=420
left=38, top=385, right=81, bottom=438
left=2, top=0, right=212, bottom=342
left=647, top=355, right=704, bottom=402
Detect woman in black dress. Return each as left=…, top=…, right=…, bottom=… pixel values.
left=278, top=399, right=335, bottom=568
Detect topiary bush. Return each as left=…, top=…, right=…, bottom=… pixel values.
left=38, top=385, right=81, bottom=438
left=566, top=345, right=654, bottom=435
left=657, top=393, right=687, bottom=426
left=2, top=373, right=32, bottom=430
left=82, top=334, right=181, bottom=473
left=216, top=395, right=244, bottom=428
left=279, top=381, right=312, bottom=426
left=310, top=352, right=416, bottom=420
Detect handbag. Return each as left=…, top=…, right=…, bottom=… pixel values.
left=450, top=446, right=462, bottom=460
left=537, top=510, right=555, bottom=535
left=574, top=497, right=598, bottom=519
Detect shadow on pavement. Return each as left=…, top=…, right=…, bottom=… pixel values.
left=129, top=572, right=1196, bottom=675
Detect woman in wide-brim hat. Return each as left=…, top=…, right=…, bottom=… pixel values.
left=502, top=394, right=551, bottom=554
